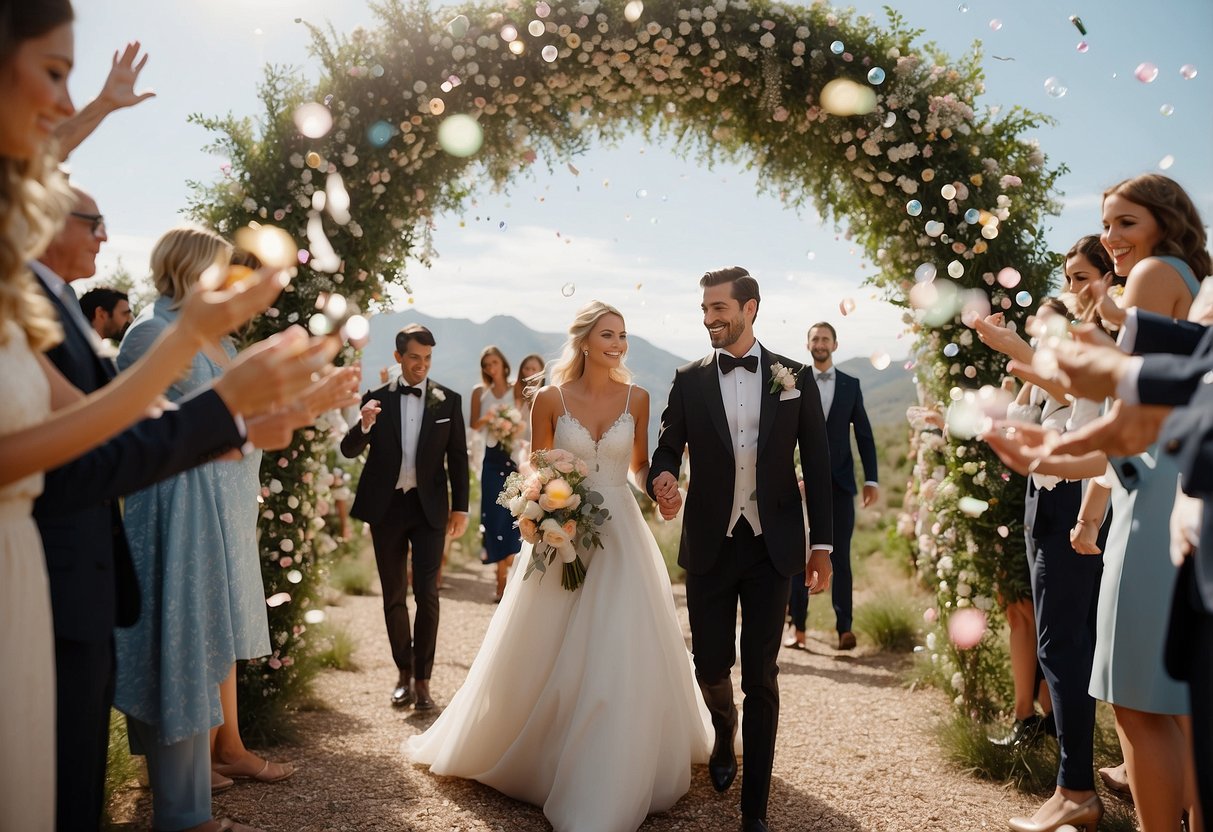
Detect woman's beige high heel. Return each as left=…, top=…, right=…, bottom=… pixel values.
left=1007, top=794, right=1103, bottom=832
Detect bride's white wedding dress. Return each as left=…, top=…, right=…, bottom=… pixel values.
left=407, top=388, right=712, bottom=832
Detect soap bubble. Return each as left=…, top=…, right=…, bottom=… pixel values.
left=941, top=184, right=957, bottom=200
left=839, top=297, right=857, bottom=316
left=1044, top=76, right=1068, bottom=98
left=806, top=250, right=817, bottom=261
left=997, top=267, right=1022, bottom=288
left=561, top=282, right=576, bottom=297
left=437, top=115, right=484, bottom=158
left=882, top=111, right=897, bottom=128
left=541, top=44, right=559, bottom=62
left=943, top=343, right=959, bottom=358
left=1159, top=154, right=1175, bottom=170
left=947, top=260, right=964, bottom=278
left=830, top=40, right=845, bottom=55
left=636, top=188, right=648, bottom=198
left=981, top=224, right=999, bottom=239
left=957, top=2, right=968, bottom=11
left=535, top=1, right=551, bottom=17
left=1135, top=62, right=1159, bottom=83
left=964, top=208, right=981, bottom=224
left=925, top=220, right=945, bottom=237
left=1160, top=103, right=1174, bottom=116
left=509, top=40, right=526, bottom=54
left=906, top=200, right=923, bottom=216
left=624, top=0, right=644, bottom=22
left=870, top=351, right=892, bottom=370
left=867, top=67, right=886, bottom=85
left=367, top=120, right=394, bottom=148
left=287, top=569, right=303, bottom=584
left=988, top=18, right=1002, bottom=31
left=1180, top=64, right=1198, bottom=80
left=528, top=19, right=545, bottom=36
left=303, top=609, right=327, bottom=624
left=1076, top=40, right=1089, bottom=53
left=914, top=263, right=937, bottom=283
left=293, top=103, right=333, bottom=138
left=500, top=23, right=518, bottom=41
left=1015, top=290, right=1033, bottom=307
left=949, top=608, right=987, bottom=648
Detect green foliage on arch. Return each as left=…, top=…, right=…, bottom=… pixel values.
left=190, top=0, right=1066, bottom=721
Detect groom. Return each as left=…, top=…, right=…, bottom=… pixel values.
left=648, top=267, right=834, bottom=832
left=340, top=324, right=469, bottom=711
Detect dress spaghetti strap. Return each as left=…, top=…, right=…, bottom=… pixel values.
left=555, top=386, right=568, bottom=415
left=622, top=383, right=633, bottom=417
left=1153, top=255, right=1202, bottom=297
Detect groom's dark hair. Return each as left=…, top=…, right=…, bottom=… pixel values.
left=396, top=324, right=437, bottom=352
left=700, top=266, right=761, bottom=321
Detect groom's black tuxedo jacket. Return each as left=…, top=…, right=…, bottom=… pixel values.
left=340, top=378, right=470, bottom=528
left=648, top=346, right=833, bottom=577
left=34, top=274, right=243, bottom=642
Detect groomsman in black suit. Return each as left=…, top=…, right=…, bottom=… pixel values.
left=340, top=324, right=469, bottom=711
left=649, top=268, right=834, bottom=832
left=785, top=322, right=878, bottom=652
left=30, top=186, right=270, bottom=830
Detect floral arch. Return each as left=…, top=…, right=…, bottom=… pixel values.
left=190, top=0, right=1064, bottom=718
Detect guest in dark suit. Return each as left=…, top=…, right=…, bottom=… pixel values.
left=341, top=324, right=470, bottom=711
left=785, top=322, right=878, bottom=652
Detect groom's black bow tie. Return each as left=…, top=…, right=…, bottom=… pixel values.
left=397, top=385, right=423, bottom=397
left=718, top=353, right=759, bottom=374
left=816, top=372, right=834, bottom=382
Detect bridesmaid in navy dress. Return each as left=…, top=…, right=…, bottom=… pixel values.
left=471, top=346, right=523, bottom=601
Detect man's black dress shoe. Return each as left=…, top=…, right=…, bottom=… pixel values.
left=741, top=816, right=769, bottom=832
left=414, top=681, right=435, bottom=712
left=391, top=680, right=414, bottom=708
left=708, top=722, right=737, bottom=792
left=989, top=713, right=1046, bottom=748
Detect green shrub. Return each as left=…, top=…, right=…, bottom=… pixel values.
left=104, top=711, right=141, bottom=827
left=854, top=592, right=919, bottom=652
left=329, top=549, right=377, bottom=596
left=314, top=622, right=359, bottom=671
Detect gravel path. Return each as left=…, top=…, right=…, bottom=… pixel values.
left=113, top=565, right=1037, bottom=831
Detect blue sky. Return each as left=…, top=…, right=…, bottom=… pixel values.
left=67, top=0, right=1212, bottom=365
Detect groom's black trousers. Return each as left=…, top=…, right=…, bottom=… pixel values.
left=686, top=517, right=790, bottom=820
left=369, top=487, right=445, bottom=681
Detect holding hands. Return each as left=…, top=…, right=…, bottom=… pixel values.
left=651, top=471, right=682, bottom=520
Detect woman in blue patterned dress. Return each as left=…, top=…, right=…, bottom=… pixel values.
left=471, top=346, right=524, bottom=601
left=114, top=227, right=287, bottom=831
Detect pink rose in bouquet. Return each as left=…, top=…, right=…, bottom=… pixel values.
left=497, top=448, right=608, bottom=591
left=486, top=403, right=526, bottom=455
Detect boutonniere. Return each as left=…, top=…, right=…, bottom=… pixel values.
left=768, top=362, right=801, bottom=395
left=427, top=384, right=446, bottom=411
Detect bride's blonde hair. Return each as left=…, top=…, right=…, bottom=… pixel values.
left=548, top=300, right=632, bottom=386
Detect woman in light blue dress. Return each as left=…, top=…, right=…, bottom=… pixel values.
left=1078, top=174, right=1208, bottom=832
left=115, top=227, right=276, bottom=831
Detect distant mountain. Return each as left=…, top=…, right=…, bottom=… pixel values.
left=361, top=310, right=690, bottom=446
left=360, top=312, right=916, bottom=442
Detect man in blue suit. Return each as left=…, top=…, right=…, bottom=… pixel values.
left=785, top=322, right=878, bottom=651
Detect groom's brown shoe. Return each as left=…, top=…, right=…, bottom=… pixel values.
left=708, top=719, right=738, bottom=792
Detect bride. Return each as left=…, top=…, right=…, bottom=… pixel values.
left=407, top=301, right=713, bottom=831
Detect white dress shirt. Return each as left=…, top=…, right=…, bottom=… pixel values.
left=718, top=341, right=762, bottom=537
left=396, top=378, right=426, bottom=492
left=814, top=366, right=836, bottom=418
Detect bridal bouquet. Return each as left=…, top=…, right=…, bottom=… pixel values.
left=485, top=403, right=526, bottom=456
left=497, top=449, right=607, bottom=591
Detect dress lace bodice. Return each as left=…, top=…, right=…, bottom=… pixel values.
left=552, top=386, right=634, bottom=490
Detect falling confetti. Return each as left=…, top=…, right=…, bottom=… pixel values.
left=1015, top=290, right=1034, bottom=307
left=925, top=220, right=945, bottom=237
left=830, top=40, right=845, bottom=55
left=561, top=282, right=576, bottom=297
left=541, top=44, right=558, bottom=62
left=867, top=67, right=886, bottom=85
left=997, top=525, right=1010, bottom=538
left=528, top=19, right=545, bottom=36
left=1069, top=14, right=1087, bottom=36
left=940, top=184, right=957, bottom=200
left=1159, top=154, right=1175, bottom=170
left=988, top=18, right=1002, bottom=31
left=870, top=351, right=892, bottom=370
left=303, top=609, right=327, bottom=624
left=943, top=343, right=960, bottom=358
left=914, top=263, right=937, bottom=283
left=500, top=24, right=518, bottom=41
left=1076, top=40, right=1089, bottom=53
left=446, top=14, right=470, bottom=37
left=1180, top=64, right=1199, bottom=80
left=839, top=297, right=857, bottom=316
left=624, top=0, right=644, bottom=22
left=266, top=592, right=292, bottom=608
left=958, top=496, right=989, bottom=517
left=947, top=260, right=964, bottom=278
